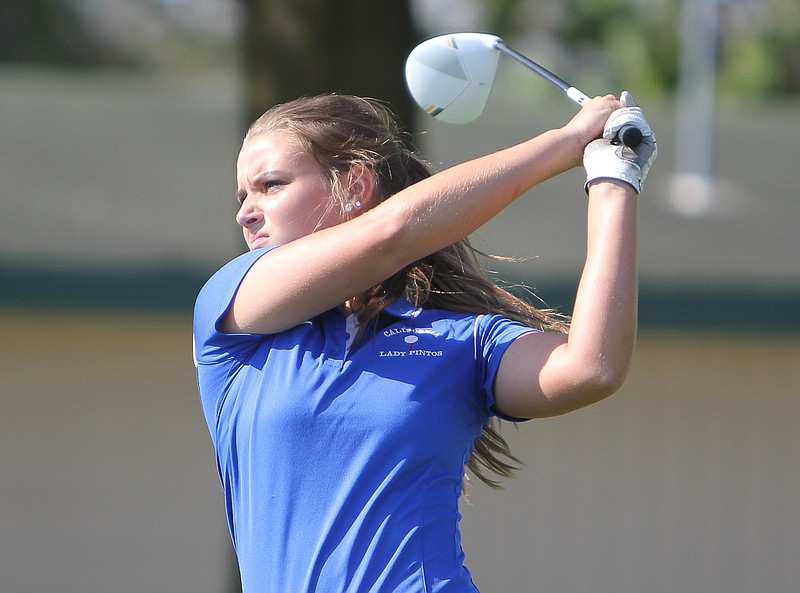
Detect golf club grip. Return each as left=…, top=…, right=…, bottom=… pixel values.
left=618, top=125, right=643, bottom=148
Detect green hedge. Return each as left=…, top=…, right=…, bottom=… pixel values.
left=2, top=263, right=798, bottom=332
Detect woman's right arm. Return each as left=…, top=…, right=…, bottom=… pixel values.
left=222, top=96, right=621, bottom=335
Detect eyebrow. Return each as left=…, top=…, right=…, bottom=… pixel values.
left=252, top=169, right=290, bottom=184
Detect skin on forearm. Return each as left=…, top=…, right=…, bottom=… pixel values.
left=566, top=180, right=638, bottom=390
left=493, top=179, right=638, bottom=419
left=367, top=95, right=619, bottom=264
left=382, top=127, right=584, bottom=258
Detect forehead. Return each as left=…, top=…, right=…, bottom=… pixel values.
left=237, top=130, right=306, bottom=167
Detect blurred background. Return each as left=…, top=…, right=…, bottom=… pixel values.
left=1, top=1, right=798, bottom=592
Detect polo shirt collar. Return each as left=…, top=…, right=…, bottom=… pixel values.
left=384, top=297, right=423, bottom=319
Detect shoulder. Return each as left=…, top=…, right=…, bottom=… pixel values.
left=193, top=247, right=277, bottom=365
left=195, top=248, right=276, bottom=312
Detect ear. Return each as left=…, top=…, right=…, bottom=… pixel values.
left=344, top=164, right=376, bottom=209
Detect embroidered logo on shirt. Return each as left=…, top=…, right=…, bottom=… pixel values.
left=378, top=327, right=444, bottom=358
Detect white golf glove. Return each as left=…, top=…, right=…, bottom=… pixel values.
left=583, top=91, right=657, bottom=194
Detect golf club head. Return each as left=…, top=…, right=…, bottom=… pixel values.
left=405, top=33, right=501, bottom=124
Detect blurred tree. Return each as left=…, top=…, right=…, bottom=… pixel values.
left=482, top=0, right=526, bottom=37
left=717, top=0, right=800, bottom=99
left=553, top=0, right=800, bottom=100
left=0, top=0, right=133, bottom=67
left=4, top=0, right=798, bottom=101
left=556, top=0, right=679, bottom=96
left=237, top=0, right=419, bottom=132
left=0, top=0, right=235, bottom=70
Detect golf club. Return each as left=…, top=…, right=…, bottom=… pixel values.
left=405, top=32, right=642, bottom=147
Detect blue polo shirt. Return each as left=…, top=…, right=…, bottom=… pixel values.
left=193, top=248, right=536, bottom=592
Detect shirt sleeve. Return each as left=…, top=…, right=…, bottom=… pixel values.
left=192, top=247, right=276, bottom=366
left=474, top=314, right=539, bottom=421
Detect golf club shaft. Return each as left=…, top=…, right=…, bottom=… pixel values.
left=494, top=41, right=590, bottom=106
left=494, top=40, right=642, bottom=148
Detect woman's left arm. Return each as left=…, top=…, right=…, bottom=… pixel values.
left=494, top=179, right=638, bottom=418
left=493, top=98, right=657, bottom=419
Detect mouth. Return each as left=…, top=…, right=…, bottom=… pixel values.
left=249, top=233, right=271, bottom=250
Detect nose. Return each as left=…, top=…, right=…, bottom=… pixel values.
left=236, top=198, right=263, bottom=230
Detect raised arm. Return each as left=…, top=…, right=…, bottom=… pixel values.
left=492, top=179, right=638, bottom=418
left=492, top=94, right=657, bottom=418
left=223, top=96, right=622, bottom=335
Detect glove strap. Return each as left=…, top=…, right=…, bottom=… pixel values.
left=584, top=147, right=643, bottom=194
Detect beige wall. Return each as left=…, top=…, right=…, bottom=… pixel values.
left=0, top=310, right=232, bottom=593
left=461, top=331, right=800, bottom=593
left=2, top=310, right=798, bottom=592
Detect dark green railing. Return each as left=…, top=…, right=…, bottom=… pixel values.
left=2, top=264, right=798, bottom=332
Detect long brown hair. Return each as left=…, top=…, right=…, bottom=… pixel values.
left=245, top=94, right=569, bottom=488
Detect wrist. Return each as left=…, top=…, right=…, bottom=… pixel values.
left=585, top=171, right=641, bottom=195
left=586, top=178, right=638, bottom=197
left=555, top=126, right=589, bottom=170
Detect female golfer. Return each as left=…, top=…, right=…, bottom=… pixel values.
left=194, top=92, right=656, bottom=592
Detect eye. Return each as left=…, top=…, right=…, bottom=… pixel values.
left=252, top=170, right=289, bottom=195
left=235, top=189, right=247, bottom=205
left=260, top=179, right=286, bottom=193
